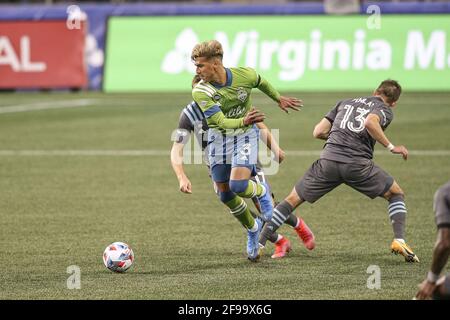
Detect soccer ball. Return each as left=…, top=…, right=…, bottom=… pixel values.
left=103, top=242, right=134, bottom=273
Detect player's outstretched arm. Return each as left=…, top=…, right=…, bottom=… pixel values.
left=256, top=75, right=302, bottom=113
left=365, top=114, right=408, bottom=160
left=170, top=142, right=192, bottom=194
left=278, top=96, right=303, bottom=113
left=415, top=228, right=450, bottom=299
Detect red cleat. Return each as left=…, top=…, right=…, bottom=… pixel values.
left=271, top=237, right=292, bottom=259
left=294, top=219, right=315, bottom=250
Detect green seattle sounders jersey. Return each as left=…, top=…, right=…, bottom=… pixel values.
left=192, top=67, right=281, bottom=133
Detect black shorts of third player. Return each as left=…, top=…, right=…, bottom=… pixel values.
left=295, top=159, right=394, bottom=203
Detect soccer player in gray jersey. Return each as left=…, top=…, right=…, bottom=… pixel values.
left=416, top=181, right=450, bottom=299
left=258, top=79, right=419, bottom=263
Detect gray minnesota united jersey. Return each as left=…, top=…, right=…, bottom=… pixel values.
left=320, top=96, right=394, bottom=163
left=174, top=101, right=209, bottom=151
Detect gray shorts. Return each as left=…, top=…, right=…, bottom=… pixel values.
left=295, top=159, right=394, bottom=203
left=434, top=182, right=450, bottom=228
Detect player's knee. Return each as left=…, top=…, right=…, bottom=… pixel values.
left=389, top=193, right=405, bottom=203
left=229, top=179, right=249, bottom=194
left=219, top=190, right=235, bottom=203
left=388, top=181, right=404, bottom=198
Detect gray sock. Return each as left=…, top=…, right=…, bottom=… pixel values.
left=259, top=200, right=293, bottom=247
left=267, top=231, right=279, bottom=244
left=284, top=213, right=298, bottom=228
left=388, top=194, right=407, bottom=239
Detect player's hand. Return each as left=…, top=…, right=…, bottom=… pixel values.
left=243, top=107, right=265, bottom=125
left=278, top=96, right=303, bottom=113
left=415, top=279, right=436, bottom=300
left=179, top=176, right=192, bottom=194
left=391, top=145, right=408, bottom=160
left=274, top=148, right=286, bottom=163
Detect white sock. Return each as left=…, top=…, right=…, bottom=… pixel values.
left=395, top=238, right=405, bottom=244
left=275, top=234, right=283, bottom=244
left=249, top=220, right=259, bottom=232
left=259, top=183, right=266, bottom=197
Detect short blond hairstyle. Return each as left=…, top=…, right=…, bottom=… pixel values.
left=191, top=40, right=223, bottom=61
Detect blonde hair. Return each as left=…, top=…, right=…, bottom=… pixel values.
left=191, top=40, right=223, bottom=61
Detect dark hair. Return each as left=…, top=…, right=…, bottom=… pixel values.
left=375, top=79, right=402, bottom=104
left=191, top=75, right=201, bottom=88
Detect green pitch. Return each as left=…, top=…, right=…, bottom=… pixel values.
left=0, top=91, right=449, bottom=299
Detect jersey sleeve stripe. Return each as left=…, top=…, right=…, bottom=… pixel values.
left=203, top=105, right=221, bottom=118
left=256, top=74, right=261, bottom=87
left=183, top=108, right=196, bottom=125
left=186, top=104, right=200, bottom=122
left=203, top=83, right=217, bottom=94
left=192, top=88, right=213, bottom=97
left=196, top=84, right=216, bottom=95
left=191, top=103, right=205, bottom=120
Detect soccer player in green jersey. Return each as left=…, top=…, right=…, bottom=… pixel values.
left=191, top=40, right=302, bottom=261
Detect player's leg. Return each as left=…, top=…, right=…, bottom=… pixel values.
left=250, top=167, right=276, bottom=215
left=383, top=181, right=406, bottom=240
left=260, top=187, right=303, bottom=258
left=228, top=165, right=264, bottom=261
left=259, top=159, right=341, bottom=258
left=229, top=166, right=262, bottom=199
left=250, top=168, right=301, bottom=256
left=227, top=129, right=267, bottom=261
left=212, top=164, right=255, bottom=230
left=207, top=129, right=256, bottom=231
left=228, top=128, right=273, bottom=222
left=343, top=161, right=418, bottom=262
left=230, top=167, right=273, bottom=222
left=253, top=167, right=314, bottom=249
left=384, top=181, right=420, bottom=262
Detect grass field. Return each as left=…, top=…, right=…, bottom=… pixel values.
left=0, top=91, right=449, bottom=300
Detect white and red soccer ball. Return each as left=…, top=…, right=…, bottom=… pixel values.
left=103, top=242, right=134, bottom=273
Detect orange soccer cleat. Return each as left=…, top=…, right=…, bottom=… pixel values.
left=294, top=219, right=315, bottom=251
left=271, top=237, right=292, bottom=259
left=391, top=239, right=420, bottom=263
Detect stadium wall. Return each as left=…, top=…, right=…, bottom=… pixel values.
left=0, top=2, right=449, bottom=91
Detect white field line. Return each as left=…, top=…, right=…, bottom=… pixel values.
left=286, top=150, right=450, bottom=156
left=0, top=150, right=448, bottom=156
left=0, top=99, right=98, bottom=113
left=0, top=150, right=170, bottom=156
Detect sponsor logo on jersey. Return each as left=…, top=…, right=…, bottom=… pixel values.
left=226, top=105, right=245, bottom=118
